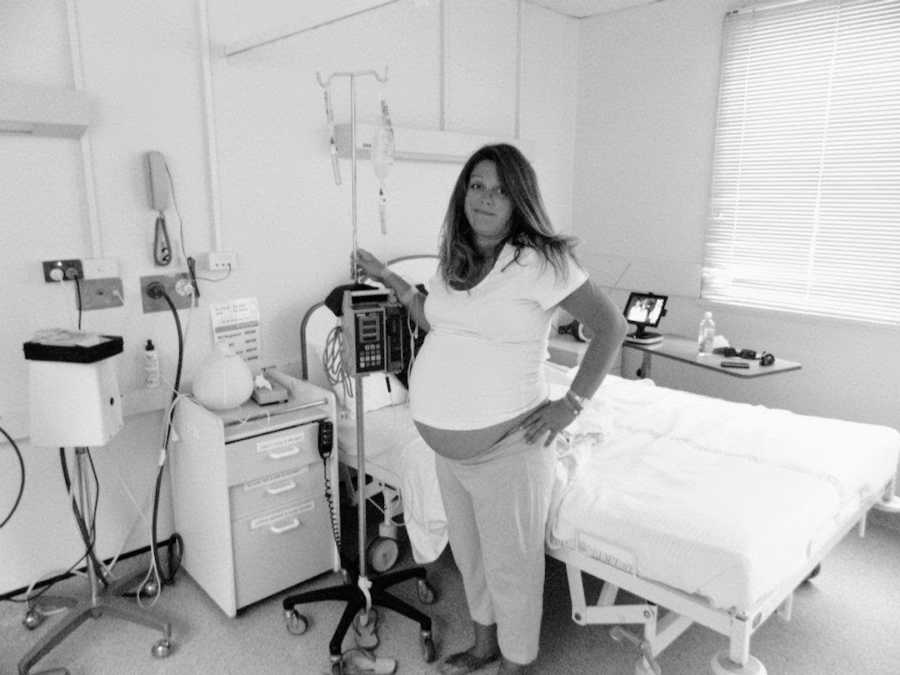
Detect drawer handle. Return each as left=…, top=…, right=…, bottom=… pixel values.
left=267, top=446, right=300, bottom=460
left=265, top=480, right=297, bottom=495
left=269, top=518, right=300, bottom=534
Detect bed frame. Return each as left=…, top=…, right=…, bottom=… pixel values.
left=550, top=481, right=900, bottom=675
left=301, top=254, right=900, bottom=674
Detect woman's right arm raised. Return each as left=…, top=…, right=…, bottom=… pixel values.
left=355, top=249, right=430, bottom=330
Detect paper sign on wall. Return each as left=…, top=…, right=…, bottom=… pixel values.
left=210, top=297, right=260, bottom=363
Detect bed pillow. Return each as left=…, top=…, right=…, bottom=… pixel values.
left=333, top=371, right=408, bottom=420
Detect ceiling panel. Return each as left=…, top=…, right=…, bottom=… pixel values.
left=529, top=0, right=662, bottom=18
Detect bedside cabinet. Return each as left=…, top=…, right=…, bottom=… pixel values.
left=170, top=373, right=339, bottom=617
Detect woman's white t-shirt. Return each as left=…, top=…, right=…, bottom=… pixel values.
left=409, top=244, right=588, bottom=430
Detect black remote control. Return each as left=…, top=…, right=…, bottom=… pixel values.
left=317, top=420, right=334, bottom=459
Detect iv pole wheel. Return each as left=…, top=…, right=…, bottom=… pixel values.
left=367, top=536, right=400, bottom=573
left=421, top=631, right=437, bottom=662
left=151, top=638, right=173, bottom=658
left=416, top=578, right=437, bottom=605
left=285, top=608, right=309, bottom=635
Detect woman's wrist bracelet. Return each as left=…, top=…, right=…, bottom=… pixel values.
left=561, top=395, right=582, bottom=416
left=565, top=390, right=588, bottom=412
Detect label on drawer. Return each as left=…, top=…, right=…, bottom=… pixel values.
left=242, top=466, right=309, bottom=493
left=249, top=500, right=315, bottom=530
left=256, top=432, right=306, bottom=457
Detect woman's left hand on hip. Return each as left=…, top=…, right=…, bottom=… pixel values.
left=521, top=399, right=577, bottom=447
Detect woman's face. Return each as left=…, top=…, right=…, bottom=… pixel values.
left=464, top=160, right=512, bottom=250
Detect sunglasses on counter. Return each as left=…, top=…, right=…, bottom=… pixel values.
left=713, top=347, right=775, bottom=366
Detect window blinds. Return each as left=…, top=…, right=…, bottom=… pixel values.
left=702, top=0, right=900, bottom=325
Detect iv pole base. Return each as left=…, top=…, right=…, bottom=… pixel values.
left=282, top=564, right=436, bottom=665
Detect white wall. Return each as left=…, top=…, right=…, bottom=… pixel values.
left=0, top=0, right=578, bottom=592
left=573, top=0, right=900, bottom=433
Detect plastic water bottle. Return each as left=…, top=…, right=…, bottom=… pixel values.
left=698, top=312, right=716, bottom=355
left=144, top=339, right=160, bottom=388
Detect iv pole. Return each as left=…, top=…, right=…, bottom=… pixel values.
left=316, top=67, right=387, bottom=590
left=282, top=69, right=436, bottom=675
left=316, top=68, right=388, bottom=283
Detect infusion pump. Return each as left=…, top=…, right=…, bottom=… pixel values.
left=340, top=289, right=406, bottom=376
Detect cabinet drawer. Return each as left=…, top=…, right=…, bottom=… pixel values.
left=229, top=463, right=324, bottom=521
left=232, top=497, right=334, bottom=609
left=226, top=424, right=319, bottom=485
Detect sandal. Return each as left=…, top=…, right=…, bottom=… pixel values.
left=438, top=650, right=501, bottom=675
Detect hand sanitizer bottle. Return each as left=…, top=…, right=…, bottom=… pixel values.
left=144, top=339, right=160, bottom=388
left=698, top=312, right=716, bottom=355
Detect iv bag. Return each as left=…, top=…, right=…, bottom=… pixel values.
left=371, top=124, right=395, bottom=182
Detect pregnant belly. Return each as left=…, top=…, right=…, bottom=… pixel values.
left=414, top=405, right=540, bottom=460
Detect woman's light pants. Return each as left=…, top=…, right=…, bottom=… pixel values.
left=435, top=428, right=556, bottom=665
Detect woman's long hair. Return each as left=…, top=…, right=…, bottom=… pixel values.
left=438, top=143, right=579, bottom=290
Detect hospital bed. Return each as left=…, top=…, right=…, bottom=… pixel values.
left=300, top=257, right=900, bottom=674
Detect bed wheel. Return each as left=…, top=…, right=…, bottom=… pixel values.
left=803, top=563, right=822, bottom=583
left=635, top=655, right=662, bottom=675
left=367, top=536, right=400, bottom=573
left=710, top=650, right=767, bottom=675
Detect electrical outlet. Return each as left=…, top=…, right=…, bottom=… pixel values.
left=78, top=277, right=124, bottom=310
left=42, top=259, right=83, bottom=282
left=140, top=273, right=193, bottom=313
left=198, top=250, right=238, bottom=272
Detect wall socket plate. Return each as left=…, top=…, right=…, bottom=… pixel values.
left=140, top=273, right=194, bottom=313
left=199, top=250, right=238, bottom=272
left=42, top=259, right=83, bottom=282
left=79, top=277, right=124, bottom=310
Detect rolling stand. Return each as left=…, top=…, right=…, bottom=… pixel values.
left=18, top=448, right=172, bottom=675
left=282, top=375, right=436, bottom=675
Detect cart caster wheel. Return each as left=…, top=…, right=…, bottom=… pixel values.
left=367, top=536, right=400, bottom=573
left=416, top=578, right=437, bottom=605
left=285, top=608, right=309, bottom=635
left=140, top=580, right=160, bottom=598
left=151, top=638, right=172, bottom=658
left=635, top=655, right=662, bottom=675
left=711, top=650, right=767, bottom=675
left=331, top=660, right=344, bottom=675
left=23, top=608, right=45, bottom=630
left=803, top=564, right=821, bottom=583
left=421, top=632, right=437, bottom=662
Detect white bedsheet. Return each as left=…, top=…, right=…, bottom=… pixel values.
left=547, top=375, right=900, bottom=613
left=336, top=375, right=900, bottom=612
left=339, top=407, right=448, bottom=564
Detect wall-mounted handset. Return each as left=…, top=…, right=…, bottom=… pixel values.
left=146, top=151, right=172, bottom=266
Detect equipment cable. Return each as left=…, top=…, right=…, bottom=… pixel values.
left=0, top=424, right=24, bottom=529
left=146, top=288, right=185, bottom=587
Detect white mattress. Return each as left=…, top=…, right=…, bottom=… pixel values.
left=547, top=375, right=900, bottom=613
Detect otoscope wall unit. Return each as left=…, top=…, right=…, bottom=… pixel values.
left=0, top=82, right=93, bottom=138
